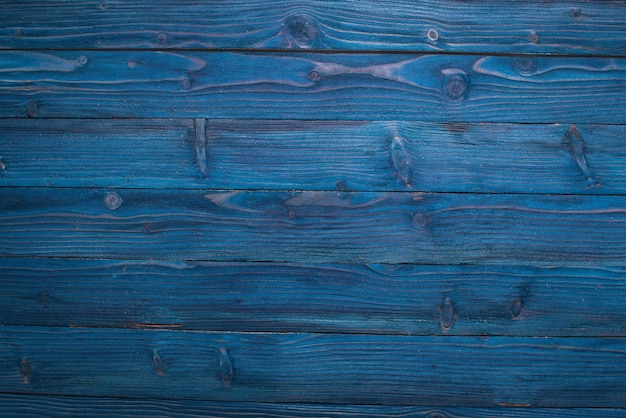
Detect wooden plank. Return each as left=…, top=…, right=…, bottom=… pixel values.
left=1, top=326, right=625, bottom=406
left=2, top=394, right=625, bottom=418
left=1, top=119, right=622, bottom=194
left=1, top=258, right=625, bottom=337
left=1, top=188, right=626, bottom=264
left=1, top=1, right=625, bottom=55
left=2, top=52, right=626, bottom=122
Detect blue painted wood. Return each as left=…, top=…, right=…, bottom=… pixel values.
left=2, top=52, right=626, bottom=122
left=0, top=119, right=621, bottom=194
left=1, top=188, right=625, bottom=264
left=2, top=1, right=626, bottom=414
left=1, top=1, right=625, bottom=55
left=1, top=258, right=625, bottom=337
left=1, top=394, right=625, bottom=418
left=1, top=326, right=625, bottom=407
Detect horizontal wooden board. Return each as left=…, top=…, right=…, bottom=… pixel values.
left=1, top=258, right=625, bottom=337
left=2, top=52, right=626, bottom=122
left=2, top=394, right=626, bottom=418
left=1, top=327, right=625, bottom=407
left=1, top=119, right=623, bottom=194
left=1, top=1, right=626, bottom=55
left=1, top=188, right=626, bottom=264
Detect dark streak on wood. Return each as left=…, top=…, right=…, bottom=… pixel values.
left=194, top=118, right=207, bottom=178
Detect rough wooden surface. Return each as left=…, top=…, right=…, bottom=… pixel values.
left=2, top=326, right=626, bottom=407
left=2, top=1, right=626, bottom=415
left=1, top=188, right=625, bottom=264
left=1, top=259, right=625, bottom=336
left=0, top=119, right=621, bottom=194
left=2, top=52, right=626, bottom=122
left=2, top=394, right=625, bottom=418
left=1, top=1, right=625, bottom=55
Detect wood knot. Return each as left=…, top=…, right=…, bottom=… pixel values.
left=570, top=8, right=582, bottom=18
left=157, top=32, right=170, bottom=45
left=219, top=348, right=234, bottom=385
left=20, top=358, right=31, bottom=384
left=104, top=192, right=122, bottom=210
left=514, top=57, right=537, bottom=75
left=442, top=70, right=469, bottom=101
left=26, top=100, right=38, bottom=118
left=390, top=134, right=411, bottom=186
left=285, top=15, right=318, bottom=47
left=426, top=29, right=439, bottom=42
left=39, top=290, right=50, bottom=307
left=529, top=32, right=540, bottom=44
left=308, top=70, right=321, bottom=83
left=440, top=298, right=455, bottom=331
left=412, top=212, right=429, bottom=228
left=510, top=298, right=523, bottom=319
left=152, top=350, right=165, bottom=376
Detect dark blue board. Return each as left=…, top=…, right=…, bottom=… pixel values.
left=1, top=326, right=626, bottom=407
left=1, top=188, right=626, bottom=264
left=1, top=258, right=626, bottom=337
left=2, top=394, right=626, bottom=418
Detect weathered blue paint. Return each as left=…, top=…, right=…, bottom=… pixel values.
left=0, top=119, right=621, bottom=193
left=2, top=258, right=625, bottom=336
left=1, top=0, right=625, bottom=415
left=2, top=326, right=626, bottom=407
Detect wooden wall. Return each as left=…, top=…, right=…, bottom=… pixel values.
left=1, top=1, right=626, bottom=416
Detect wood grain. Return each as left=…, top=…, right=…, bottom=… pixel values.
left=1, top=188, right=626, bottom=264
left=2, top=52, right=626, bottom=122
left=1, top=394, right=625, bottom=418
left=1, top=119, right=623, bottom=194
left=1, top=326, right=625, bottom=407
left=1, top=258, right=625, bottom=336
left=1, top=1, right=625, bottom=55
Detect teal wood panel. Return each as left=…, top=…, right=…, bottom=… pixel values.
left=1, top=326, right=625, bottom=407
left=1, top=119, right=623, bottom=194
left=1, top=258, right=625, bottom=337
left=1, top=188, right=625, bottom=264
left=2, top=52, right=626, bottom=122
left=1, top=1, right=625, bottom=55
left=2, top=394, right=626, bottom=418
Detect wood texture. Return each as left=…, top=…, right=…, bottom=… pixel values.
left=2, top=394, right=625, bottom=418
left=1, top=326, right=625, bottom=407
left=2, top=52, right=626, bottom=122
left=1, top=188, right=626, bottom=264
left=1, top=119, right=623, bottom=194
left=1, top=258, right=625, bottom=336
left=1, top=1, right=625, bottom=55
